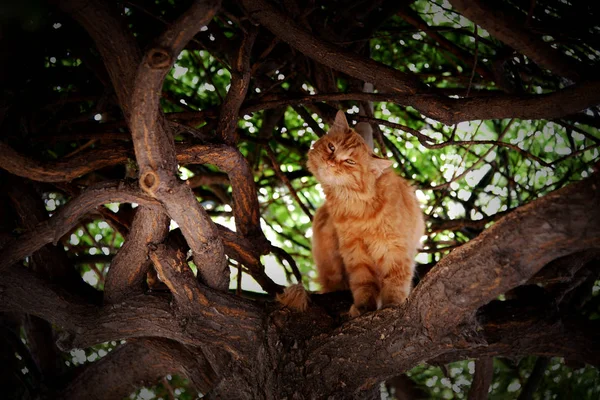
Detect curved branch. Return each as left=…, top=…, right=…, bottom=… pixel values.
left=240, top=83, right=600, bottom=125
left=0, top=141, right=131, bottom=183
left=216, top=26, right=257, bottom=145
left=414, top=81, right=600, bottom=125
left=240, top=0, right=423, bottom=94
left=104, top=207, right=170, bottom=304
left=448, top=0, right=584, bottom=80
left=0, top=265, right=263, bottom=359
left=409, top=174, right=600, bottom=334
left=59, top=0, right=141, bottom=116
left=128, top=0, right=228, bottom=290
left=60, top=339, right=217, bottom=400
left=0, top=179, right=277, bottom=294
left=180, top=143, right=269, bottom=250
left=149, top=243, right=210, bottom=312
left=129, top=0, right=220, bottom=175
left=0, top=181, right=160, bottom=270
left=279, top=175, right=600, bottom=397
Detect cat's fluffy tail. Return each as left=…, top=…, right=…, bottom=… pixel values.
left=276, top=283, right=310, bottom=312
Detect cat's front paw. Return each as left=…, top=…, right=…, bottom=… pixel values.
left=348, top=303, right=376, bottom=318
left=348, top=304, right=361, bottom=318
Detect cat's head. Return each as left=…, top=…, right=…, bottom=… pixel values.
left=307, top=111, right=393, bottom=189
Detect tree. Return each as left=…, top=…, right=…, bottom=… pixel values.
left=0, top=0, right=599, bottom=398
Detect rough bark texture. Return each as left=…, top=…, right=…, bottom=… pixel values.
left=1, top=174, right=599, bottom=398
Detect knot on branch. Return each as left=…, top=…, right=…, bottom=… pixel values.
left=56, top=330, right=76, bottom=351
left=147, top=47, right=173, bottom=69
left=141, top=171, right=159, bottom=193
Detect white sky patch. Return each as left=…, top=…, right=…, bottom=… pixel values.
left=415, top=189, right=427, bottom=203
left=82, top=270, right=98, bottom=286
left=415, top=252, right=428, bottom=264
left=507, top=380, right=522, bottom=392
left=138, top=388, right=156, bottom=400
left=229, top=255, right=290, bottom=293
left=178, top=166, right=194, bottom=180
left=105, top=203, right=120, bottom=212
left=70, top=349, right=87, bottom=364
left=213, top=215, right=235, bottom=231
left=168, top=219, right=179, bottom=231
left=465, top=164, right=491, bottom=187
left=482, top=196, right=502, bottom=215
left=69, top=234, right=80, bottom=246
left=447, top=201, right=466, bottom=219
left=305, top=227, right=313, bottom=238
left=172, top=64, right=188, bottom=79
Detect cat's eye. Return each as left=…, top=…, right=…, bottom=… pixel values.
left=345, top=159, right=356, bottom=165
left=328, top=143, right=335, bottom=152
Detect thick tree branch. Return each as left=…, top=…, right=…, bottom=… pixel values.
left=0, top=179, right=277, bottom=294
left=104, top=207, right=170, bottom=304
left=448, top=0, right=584, bottom=80
left=59, top=0, right=142, bottom=117
left=0, top=181, right=160, bottom=270
left=271, top=174, right=600, bottom=397
left=0, top=141, right=131, bottom=183
left=240, top=0, right=423, bottom=94
left=60, top=339, right=217, bottom=400
left=216, top=26, right=257, bottom=145
left=409, top=173, right=600, bottom=334
left=240, top=82, right=600, bottom=125
left=149, top=243, right=210, bottom=313
left=467, top=358, right=493, bottom=400
left=179, top=143, right=269, bottom=250
left=0, top=265, right=263, bottom=359
left=128, top=0, right=228, bottom=290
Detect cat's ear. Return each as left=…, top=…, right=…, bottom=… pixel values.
left=329, top=110, right=349, bottom=134
left=370, top=155, right=393, bottom=177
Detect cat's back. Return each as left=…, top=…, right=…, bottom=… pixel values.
left=377, top=170, right=420, bottom=211
left=375, top=170, right=425, bottom=242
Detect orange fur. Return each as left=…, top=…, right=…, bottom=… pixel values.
left=307, top=111, right=425, bottom=317
left=276, top=283, right=310, bottom=312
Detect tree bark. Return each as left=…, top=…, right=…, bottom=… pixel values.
left=2, top=173, right=598, bottom=398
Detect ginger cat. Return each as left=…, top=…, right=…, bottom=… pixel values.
left=307, top=111, right=424, bottom=317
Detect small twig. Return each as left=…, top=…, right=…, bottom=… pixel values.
left=467, top=357, right=494, bottom=400
left=465, top=24, right=479, bottom=98
left=161, top=377, right=175, bottom=400
left=270, top=245, right=303, bottom=283
left=265, top=146, right=313, bottom=221
left=237, top=262, right=243, bottom=296
left=294, top=105, right=327, bottom=137
left=191, top=50, right=224, bottom=103
left=64, top=139, right=98, bottom=158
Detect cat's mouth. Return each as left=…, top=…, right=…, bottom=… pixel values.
left=317, top=165, right=345, bottom=186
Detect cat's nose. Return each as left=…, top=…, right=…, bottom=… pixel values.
left=327, top=161, right=336, bottom=167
